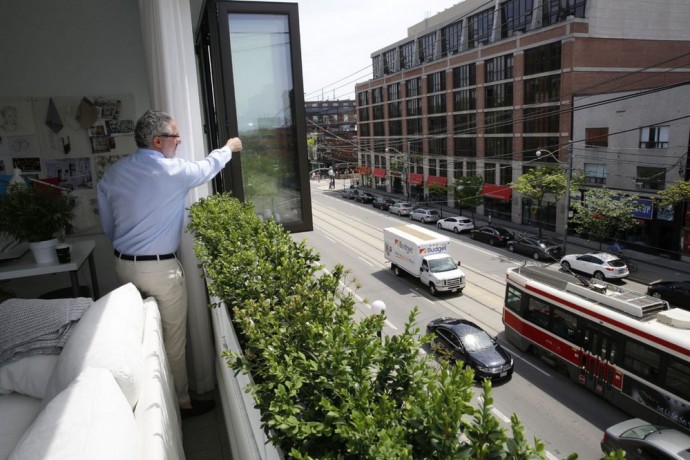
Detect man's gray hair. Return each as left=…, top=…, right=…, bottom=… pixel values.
left=134, top=110, right=174, bottom=148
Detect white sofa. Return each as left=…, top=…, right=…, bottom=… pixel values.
left=0, top=283, right=184, bottom=460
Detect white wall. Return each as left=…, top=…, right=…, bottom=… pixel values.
left=0, top=0, right=152, bottom=297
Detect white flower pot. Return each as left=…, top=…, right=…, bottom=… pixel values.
left=29, top=238, right=59, bottom=264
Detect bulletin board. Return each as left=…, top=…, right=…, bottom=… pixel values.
left=0, top=95, right=136, bottom=234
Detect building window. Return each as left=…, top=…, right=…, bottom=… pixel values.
left=407, top=77, right=422, bottom=97
left=524, top=42, right=562, bottom=76
left=485, top=137, right=512, bottom=158
left=388, top=83, right=400, bottom=101
left=524, top=107, right=560, bottom=133
left=372, top=87, right=383, bottom=104
left=428, top=94, right=446, bottom=114
left=468, top=8, right=493, bottom=49
left=429, top=137, right=447, bottom=156
left=441, top=21, right=462, bottom=56
left=485, top=83, right=514, bottom=108
left=467, top=161, right=478, bottom=177
left=384, top=49, right=396, bottom=74
left=586, top=127, right=609, bottom=148
left=373, top=105, right=384, bottom=120
left=388, top=119, right=402, bottom=136
left=485, top=163, right=497, bottom=183
left=358, top=107, right=369, bottom=122
left=428, top=115, right=447, bottom=134
left=502, top=0, right=534, bottom=38
left=407, top=117, right=423, bottom=135
left=388, top=101, right=402, bottom=118
left=584, top=163, right=607, bottom=185
left=640, top=126, right=669, bottom=148
left=418, top=33, right=436, bottom=62
left=373, top=121, right=385, bottom=137
left=427, top=71, right=446, bottom=93
left=453, top=89, right=477, bottom=111
left=406, top=98, right=422, bottom=116
left=372, top=55, right=383, bottom=78
left=454, top=113, right=477, bottom=135
left=524, top=75, right=560, bottom=104
left=500, top=164, right=513, bottom=185
left=359, top=123, right=370, bottom=137
left=455, top=160, right=464, bottom=178
left=636, top=166, right=665, bottom=190
left=485, top=110, right=513, bottom=134
left=455, top=137, right=477, bottom=157
left=485, top=54, right=514, bottom=83
left=357, top=91, right=369, bottom=106
left=453, top=63, right=477, bottom=88
left=400, top=41, right=415, bottom=69
left=543, top=0, right=587, bottom=26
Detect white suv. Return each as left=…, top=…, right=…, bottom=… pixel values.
left=409, top=208, right=440, bottom=224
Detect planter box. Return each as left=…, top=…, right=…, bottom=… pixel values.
left=210, top=298, right=282, bottom=460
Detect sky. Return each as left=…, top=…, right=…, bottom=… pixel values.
left=268, top=0, right=461, bottom=101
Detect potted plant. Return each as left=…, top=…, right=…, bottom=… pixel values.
left=0, top=183, right=74, bottom=264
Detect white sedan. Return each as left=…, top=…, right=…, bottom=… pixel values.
left=437, top=216, right=474, bottom=234
left=560, top=252, right=629, bottom=280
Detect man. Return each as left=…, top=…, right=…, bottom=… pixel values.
left=97, top=110, right=242, bottom=418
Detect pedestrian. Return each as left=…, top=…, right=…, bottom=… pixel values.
left=97, top=110, right=242, bottom=418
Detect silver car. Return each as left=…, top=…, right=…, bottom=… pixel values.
left=389, top=201, right=413, bottom=216
left=409, top=208, right=440, bottom=224
left=437, top=216, right=475, bottom=234
left=601, top=418, right=690, bottom=459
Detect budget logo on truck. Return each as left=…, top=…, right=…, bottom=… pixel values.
left=419, top=243, right=448, bottom=255
left=394, top=238, right=415, bottom=255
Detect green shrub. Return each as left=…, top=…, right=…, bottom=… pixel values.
left=188, top=194, right=595, bottom=459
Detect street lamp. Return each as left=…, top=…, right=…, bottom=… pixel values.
left=386, top=144, right=411, bottom=201
left=371, top=300, right=386, bottom=339
left=535, top=141, right=573, bottom=255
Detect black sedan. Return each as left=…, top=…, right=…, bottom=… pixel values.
left=353, top=191, right=375, bottom=204
left=372, top=196, right=396, bottom=210
left=647, top=280, right=690, bottom=309
left=469, top=226, right=514, bottom=246
left=426, top=317, right=514, bottom=381
left=507, top=235, right=563, bottom=261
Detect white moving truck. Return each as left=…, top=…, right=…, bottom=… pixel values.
left=383, top=224, right=466, bottom=295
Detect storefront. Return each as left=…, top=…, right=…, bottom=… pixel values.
left=481, top=183, right=512, bottom=220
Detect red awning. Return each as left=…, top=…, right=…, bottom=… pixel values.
left=426, top=175, right=448, bottom=186
left=408, top=173, right=424, bottom=185
left=373, top=168, right=387, bottom=178
left=481, top=183, right=512, bottom=201
left=357, top=166, right=371, bottom=174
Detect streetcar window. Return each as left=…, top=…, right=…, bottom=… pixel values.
left=505, top=286, right=522, bottom=314
left=623, top=340, right=661, bottom=381
left=551, top=308, right=577, bottom=343
left=665, top=359, right=690, bottom=402
left=527, top=298, right=550, bottom=329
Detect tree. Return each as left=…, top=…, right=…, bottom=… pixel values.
left=657, top=179, right=690, bottom=206
left=571, top=188, right=640, bottom=250
left=510, top=167, right=567, bottom=238
left=454, top=176, right=484, bottom=220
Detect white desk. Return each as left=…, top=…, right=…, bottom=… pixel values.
left=0, top=240, right=100, bottom=299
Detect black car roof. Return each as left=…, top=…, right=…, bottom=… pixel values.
left=436, top=318, right=482, bottom=336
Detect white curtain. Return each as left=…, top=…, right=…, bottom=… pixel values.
left=137, top=0, right=216, bottom=394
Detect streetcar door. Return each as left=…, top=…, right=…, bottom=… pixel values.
left=579, top=327, right=616, bottom=397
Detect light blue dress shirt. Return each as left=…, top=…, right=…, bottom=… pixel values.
left=97, top=147, right=232, bottom=255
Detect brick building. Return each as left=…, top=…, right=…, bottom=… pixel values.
left=305, top=100, right=357, bottom=173
left=355, top=0, right=690, bottom=256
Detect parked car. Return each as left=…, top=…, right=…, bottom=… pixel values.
left=372, top=196, right=396, bottom=211
left=437, top=216, right=475, bottom=234
left=601, top=418, right=690, bottom=459
left=647, top=280, right=690, bottom=309
left=560, top=252, right=629, bottom=280
left=507, top=234, right=563, bottom=261
left=469, top=226, right=514, bottom=246
left=341, top=188, right=356, bottom=199
left=353, top=191, right=375, bottom=204
left=426, top=317, right=514, bottom=381
left=389, top=201, right=413, bottom=216
left=409, top=208, right=441, bottom=224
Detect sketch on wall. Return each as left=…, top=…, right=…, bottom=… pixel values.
left=0, top=100, right=35, bottom=136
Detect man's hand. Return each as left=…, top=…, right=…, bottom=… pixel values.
left=226, top=137, right=242, bottom=153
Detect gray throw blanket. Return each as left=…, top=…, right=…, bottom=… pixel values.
left=0, top=297, right=93, bottom=367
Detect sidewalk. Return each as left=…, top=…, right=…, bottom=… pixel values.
left=314, top=179, right=690, bottom=285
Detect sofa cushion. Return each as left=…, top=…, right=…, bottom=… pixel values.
left=0, top=394, right=42, bottom=460
left=0, top=355, right=58, bottom=399
left=42, top=283, right=145, bottom=409
left=9, top=367, right=138, bottom=460
left=135, top=298, right=184, bottom=460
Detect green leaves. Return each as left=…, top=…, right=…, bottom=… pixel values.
left=188, top=193, right=556, bottom=459
left=0, top=184, right=74, bottom=242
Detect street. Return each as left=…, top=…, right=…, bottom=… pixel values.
left=293, top=181, right=674, bottom=459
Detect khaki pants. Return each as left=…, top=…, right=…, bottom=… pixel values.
left=114, top=257, right=190, bottom=407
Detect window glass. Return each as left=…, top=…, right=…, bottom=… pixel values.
left=665, top=359, right=690, bottom=402
left=527, top=297, right=550, bottom=328
left=551, top=307, right=577, bottom=343
left=505, top=285, right=523, bottom=314
left=623, top=340, right=661, bottom=381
